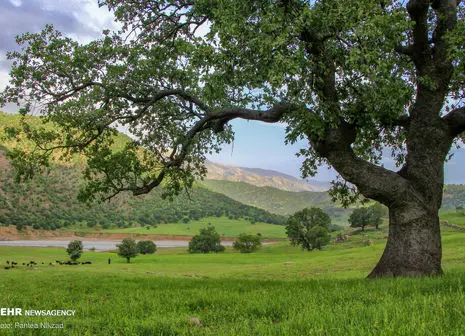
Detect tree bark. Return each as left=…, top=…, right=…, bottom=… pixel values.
left=368, top=202, right=443, bottom=277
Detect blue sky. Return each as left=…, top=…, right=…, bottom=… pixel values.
left=207, top=119, right=337, bottom=182
left=0, top=0, right=463, bottom=184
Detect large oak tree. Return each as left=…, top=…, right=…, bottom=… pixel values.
left=1, top=0, right=465, bottom=277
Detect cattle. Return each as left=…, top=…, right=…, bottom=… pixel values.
left=64, top=261, right=79, bottom=265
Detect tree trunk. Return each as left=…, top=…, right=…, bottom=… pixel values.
left=127, top=257, right=130, bottom=263
left=368, top=203, right=443, bottom=277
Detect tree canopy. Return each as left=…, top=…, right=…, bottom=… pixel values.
left=188, top=226, right=225, bottom=253
left=233, top=233, right=262, bottom=253
left=66, top=240, right=83, bottom=261
left=1, top=0, right=465, bottom=277
left=117, top=238, right=139, bottom=263
left=137, top=240, right=157, bottom=255
left=286, top=207, right=331, bottom=251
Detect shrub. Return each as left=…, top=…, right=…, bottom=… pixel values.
left=117, top=238, right=139, bottom=263
left=66, top=240, right=83, bottom=261
left=137, top=240, right=157, bottom=255
left=233, top=233, right=262, bottom=253
left=188, top=226, right=225, bottom=253
left=286, top=207, right=331, bottom=251
left=306, top=226, right=331, bottom=250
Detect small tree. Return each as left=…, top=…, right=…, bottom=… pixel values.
left=117, top=238, right=139, bottom=263
left=188, top=226, right=225, bottom=253
left=286, top=208, right=331, bottom=251
left=349, top=204, right=386, bottom=231
left=233, top=233, right=262, bottom=253
left=66, top=240, right=83, bottom=261
left=369, top=203, right=386, bottom=230
left=307, top=226, right=331, bottom=251
left=349, top=208, right=371, bottom=231
left=136, top=240, right=157, bottom=255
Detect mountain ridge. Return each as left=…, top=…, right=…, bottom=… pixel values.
left=205, top=161, right=330, bottom=192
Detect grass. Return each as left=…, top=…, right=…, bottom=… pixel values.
left=66, top=217, right=287, bottom=239
left=61, top=211, right=459, bottom=241
left=440, top=209, right=465, bottom=227
left=0, top=228, right=465, bottom=335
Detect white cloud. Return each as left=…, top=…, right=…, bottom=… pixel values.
left=9, top=0, right=22, bottom=7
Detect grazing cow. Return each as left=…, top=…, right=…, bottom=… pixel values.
left=64, top=261, right=79, bottom=265
left=11, top=262, right=17, bottom=266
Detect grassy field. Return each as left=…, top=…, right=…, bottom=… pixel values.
left=104, top=217, right=286, bottom=238
left=440, top=209, right=465, bottom=227
left=1, top=227, right=465, bottom=335
left=64, top=217, right=287, bottom=239
left=63, top=212, right=462, bottom=240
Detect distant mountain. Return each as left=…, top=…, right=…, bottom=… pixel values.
left=205, top=161, right=330, bottom=192
left=201, top=179, right=332, bottom=215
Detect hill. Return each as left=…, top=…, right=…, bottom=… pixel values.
left=0, top=112, right=286, bottom=230
left=201, top=179, right=351, bottom=224
left=205, top=161, right=330, bottom=192
left=442, top=184, right=465, bottom=209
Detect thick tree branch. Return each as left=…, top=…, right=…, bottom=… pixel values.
left=394, top=44, right=415, bottom=57
left=298, top=25, right=414, bottom=205
left=384, top=114, right=411, bottom=128
left=123, top=89, right=212, bottom=113
left=126, top=101, right=295, bottom=196
left=407, top=0, right=432, bottom=71
left=308, top=121, right=416, bottom=206
left=443, top=106, right=465, bottom=136
left=431, top=0, right=457, bottom=86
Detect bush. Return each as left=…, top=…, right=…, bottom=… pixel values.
left=66, top=240, right=83, bottom=261
left=233, top=233, right=262, bottom=253
left=137, top=240, right=157, bottom=254
left=117, top=238, right=139, bottom=263
left=188, top=226, right=225, bottom=253
left=306, top=226, right=331, bottom=250
left=286, top=207, right=331, bottom=251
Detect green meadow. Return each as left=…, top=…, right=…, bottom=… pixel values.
left=440, top=209, right=465, bottom=228
left=1, top=227, right=465, bottom=335
left=90, top=217, right=287, bottom=239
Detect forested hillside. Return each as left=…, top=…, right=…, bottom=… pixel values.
left=201, top=179, right=350, bottom=220
left=0, top=148, right=285, bottom=229
left=443, top=185, right=465, bottom=209
left=0, top=113, right=285, bottom=229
